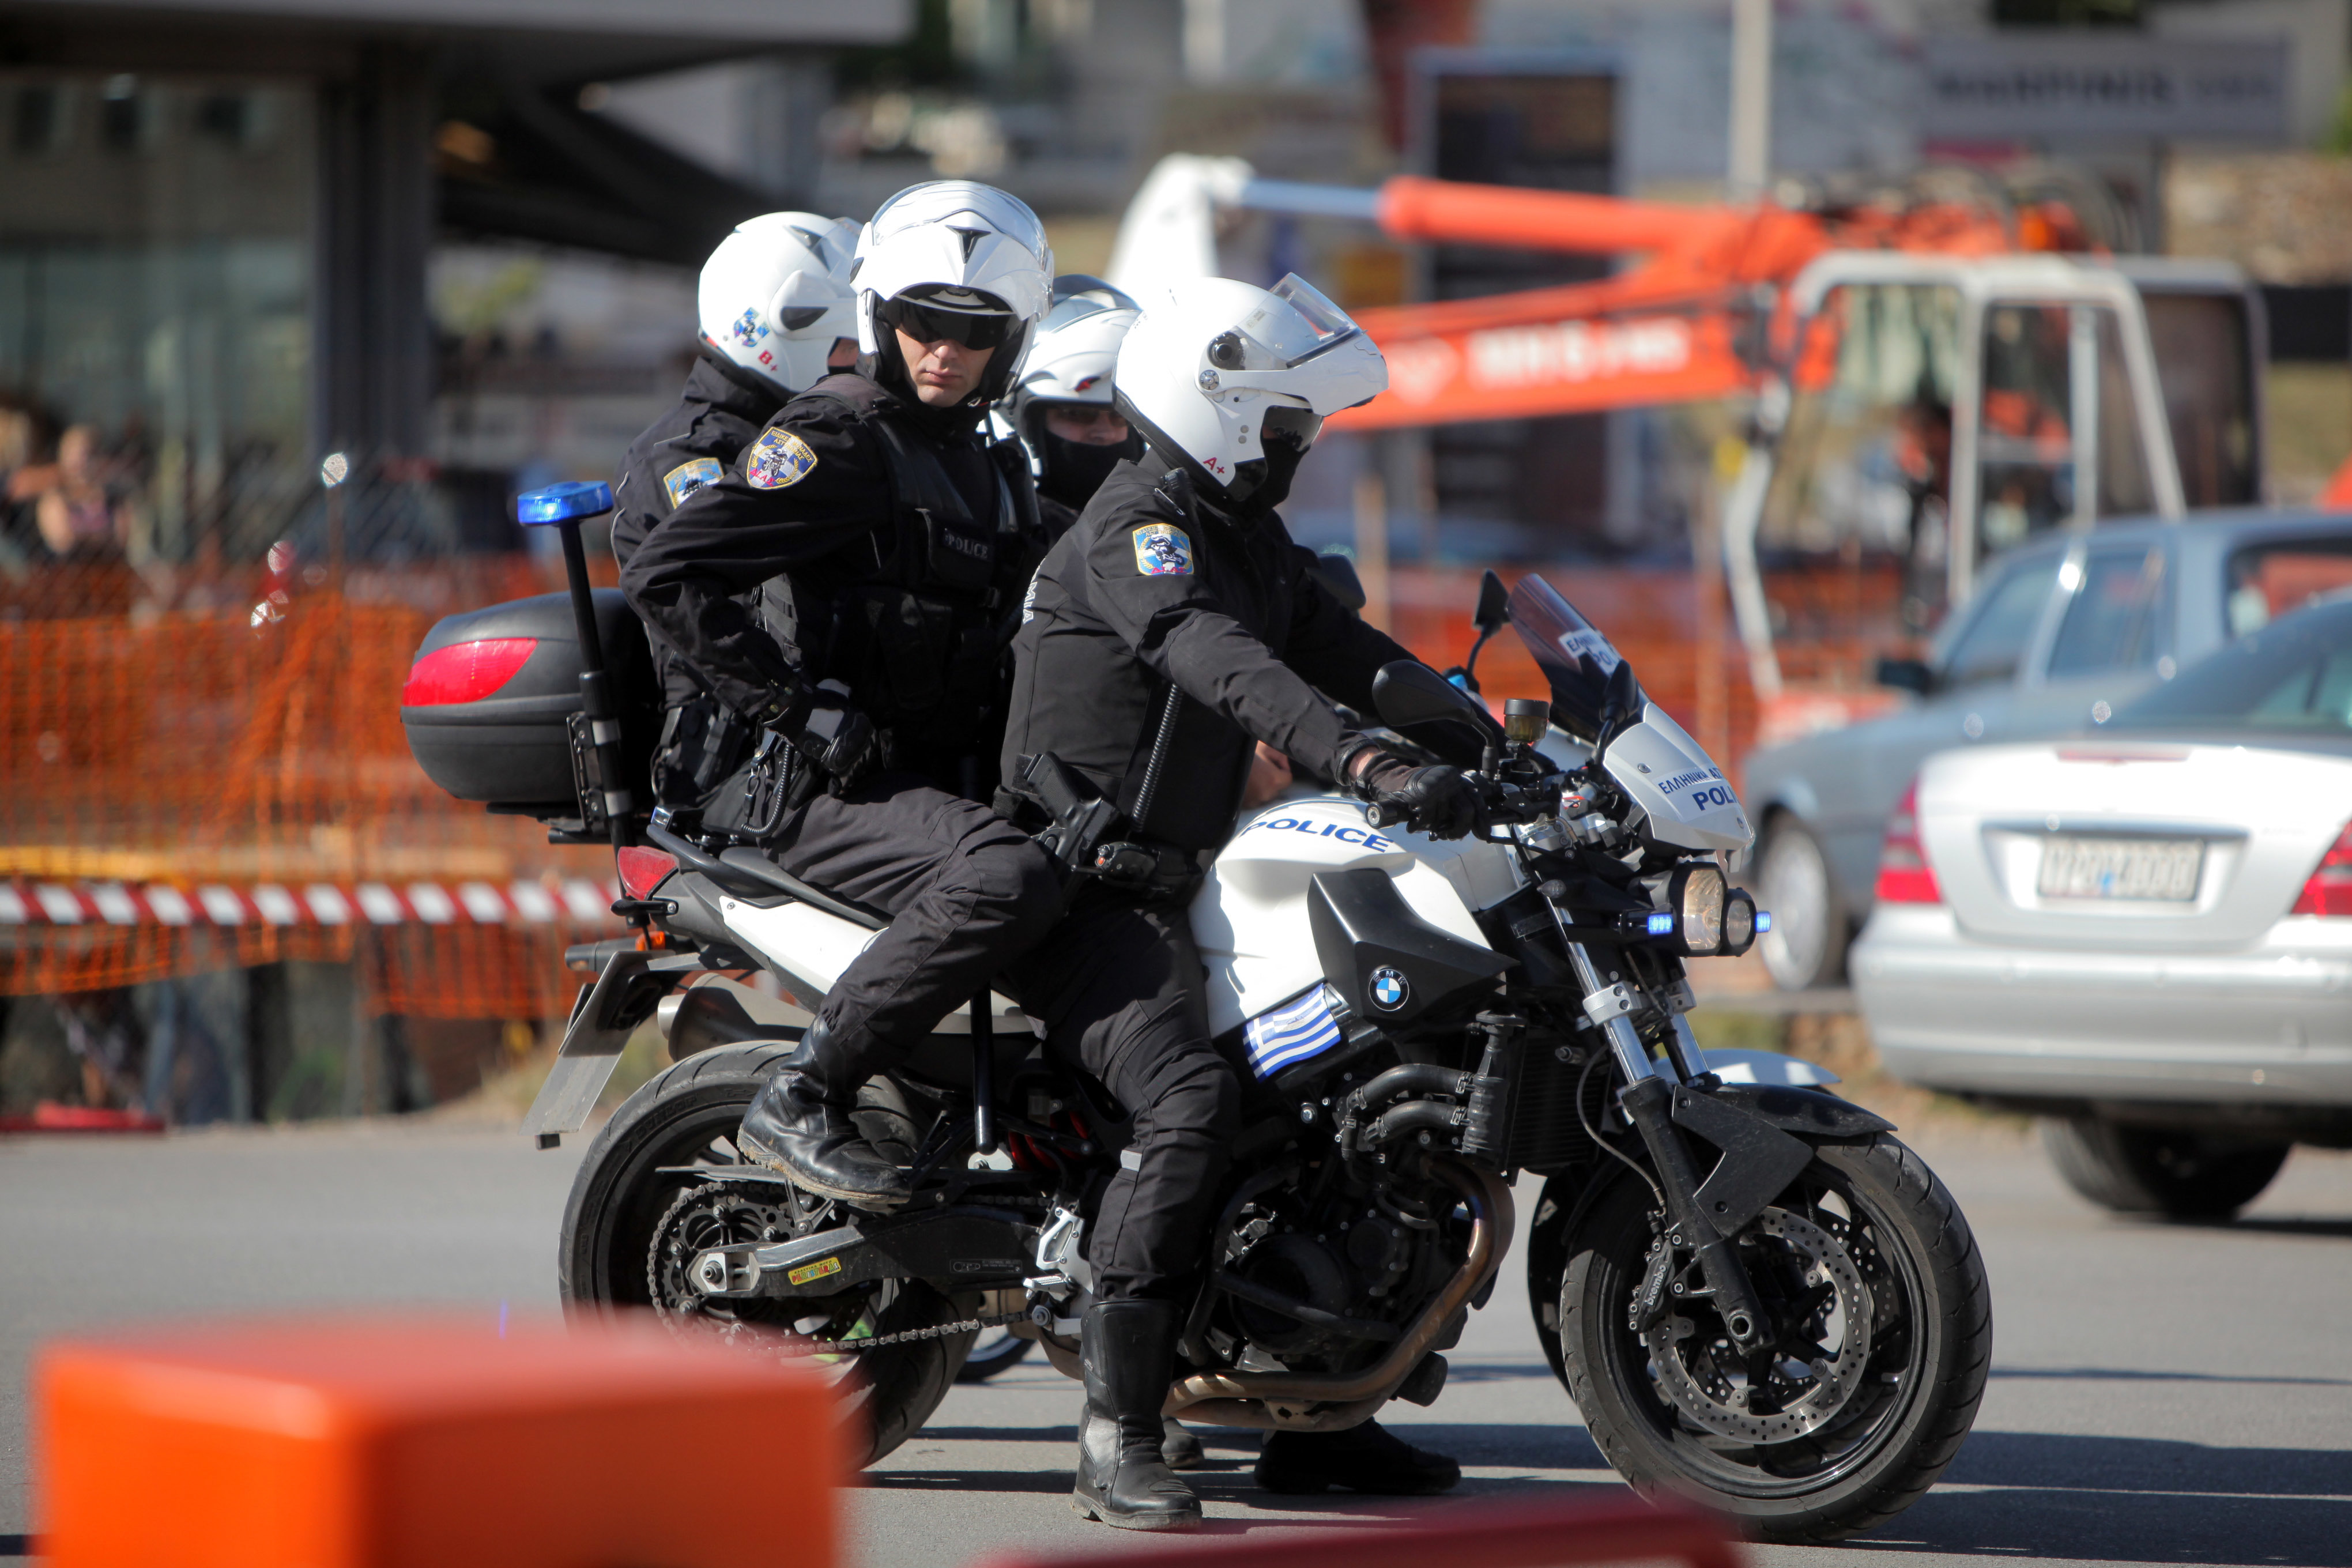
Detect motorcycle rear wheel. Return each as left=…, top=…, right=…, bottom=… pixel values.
left=1558, top=1136, right=1990, bottom=1543
left=556, top=1041, right=974, bottom=1467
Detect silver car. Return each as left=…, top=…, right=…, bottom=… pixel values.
left=1745, top=510, right=2352, bottom=990
left=1852, top=594, right=2352, bottom=1219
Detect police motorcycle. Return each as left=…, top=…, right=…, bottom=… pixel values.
left=399, top=487, right=1989, bottom=1542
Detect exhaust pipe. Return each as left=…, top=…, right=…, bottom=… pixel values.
left=1160, top=1157, right=1513, bottom=1431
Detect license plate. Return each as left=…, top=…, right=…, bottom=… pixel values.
left=2036, top=836, right=2203, bottom=902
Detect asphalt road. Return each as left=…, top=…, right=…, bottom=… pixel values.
left=2, top=1117, right=2347, bottom=1568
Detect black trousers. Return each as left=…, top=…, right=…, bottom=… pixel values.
left=722, top=769, right=1063, bottom=1073
left=1011, top=893, right=1240, bottom=1303
left=714, top=765, right=1238, bottom=1301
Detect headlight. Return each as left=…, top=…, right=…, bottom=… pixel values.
left=1722, top=888, right=1758, bottom=955
left=1672, top=864, right=1726, bottom=954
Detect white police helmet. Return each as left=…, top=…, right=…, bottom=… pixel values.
left=1006, top=276, right=1141, bottom=489
left=698, top=212, right=860, bottom=395
left=1012, top=276, right=1140, bottom=416
left=852, top=180, right=1054, bottom=405
left=1114, top=273, right=1386, bottom=509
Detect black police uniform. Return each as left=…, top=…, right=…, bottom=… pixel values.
left=1005, top=444, right=1466, bottom=1505
left=998, top=446, right=1419, bottom=1300
left=610, top=352, right=786, bottom=733
left=620, top=369, right=1061, bottom=1091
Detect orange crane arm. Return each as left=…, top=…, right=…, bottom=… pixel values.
left=1320, top=175, right=2010, bottom=429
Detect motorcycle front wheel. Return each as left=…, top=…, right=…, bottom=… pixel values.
left=1558, top=1136, right=1991, bottom=1543
left=557, top=1041, right=975, bottom=1467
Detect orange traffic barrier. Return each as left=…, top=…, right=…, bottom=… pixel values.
left=973, top=1495, right=1743, bottom=1568
left=35, top=1313, right=842, bottom=1568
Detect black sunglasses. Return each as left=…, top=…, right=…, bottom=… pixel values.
left=879, top=297, right=1016, bottom=350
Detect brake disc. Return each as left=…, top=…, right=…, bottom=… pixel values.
left=1640, top=1207, right=1872, bottom=1445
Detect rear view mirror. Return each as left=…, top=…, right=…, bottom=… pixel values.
left=1473, top=570, right=1509, bottom=635
left=1373, top=661, right=1505, bottom=742
left=1876, top=657, right=1933, bottom=696
left=1308, top=553, right=1367, bottom=611
left=1458, top=569, right=1511, bottom=693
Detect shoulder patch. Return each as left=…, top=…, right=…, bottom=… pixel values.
left=661, top=456, right=723, bottom=509
left=1132, top=522, right=1193, bottom=578
left=745, top=427, right=819, bottom=491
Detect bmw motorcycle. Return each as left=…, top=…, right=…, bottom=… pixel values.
left=403, top=549, right=1989, bottom=1543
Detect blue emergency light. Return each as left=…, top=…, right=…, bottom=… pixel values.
left=1646, top=912, right=1676, bottom=936
left=1755, top=910, right=1773, bottom=933
left=517, top=481, right=615, bottom=525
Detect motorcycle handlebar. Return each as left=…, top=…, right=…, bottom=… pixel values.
left=1363, top=774, right=1559, bottom=837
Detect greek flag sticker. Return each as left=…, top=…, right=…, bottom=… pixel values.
left=1243, top=986, right=1342, bottom=1080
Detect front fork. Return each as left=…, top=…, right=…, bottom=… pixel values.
left=1562, top=940, right=1775, bottom=1351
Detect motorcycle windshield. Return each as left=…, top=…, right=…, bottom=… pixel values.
left=1508, top=574, right=1637, bottom=740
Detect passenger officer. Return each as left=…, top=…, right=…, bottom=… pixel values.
left=621, top=182, right=1061, bottom=1211
left=997, top=274, right=1477, bottom=1528
left=610, top=210, right=860, bottom=805
left=1000, top=275, right=1143, bottom=544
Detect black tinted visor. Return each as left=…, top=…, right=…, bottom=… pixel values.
left=879, top=297, right=1015, bottom=350
left=1262, top=405, right=1324, bottom=450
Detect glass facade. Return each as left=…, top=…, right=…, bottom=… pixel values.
left=0, top=71, right=314, bottom=568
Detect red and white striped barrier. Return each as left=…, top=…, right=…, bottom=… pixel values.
left=0, top=879, right=621, bottom=928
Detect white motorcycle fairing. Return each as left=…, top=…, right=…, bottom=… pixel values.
left=718, top=894, right=1031, bottom=1033
left=1191, top=793, right=1524, bottom=1039
left=1601, top=703, right=1752, bottom=854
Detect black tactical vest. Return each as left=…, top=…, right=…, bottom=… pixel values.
left=756, top=375, right=1039, bottom=774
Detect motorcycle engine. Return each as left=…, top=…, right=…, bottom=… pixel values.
left=1211, top=1176, right=1457, bottom=1370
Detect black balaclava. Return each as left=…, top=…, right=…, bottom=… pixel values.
left=1227, top=406, right=1321, bottom=518
left=1117, top=395, right=1319, bottom=527
left=1036, top=419, right=1143, bottom=511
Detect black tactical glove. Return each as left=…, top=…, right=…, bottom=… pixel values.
left=779, top=683, right=880, bottom=799
left=1341, top=740, right=1479, bottom=840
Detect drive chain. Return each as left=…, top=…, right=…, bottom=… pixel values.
left=822, top=1310, right=1031, bottom=1354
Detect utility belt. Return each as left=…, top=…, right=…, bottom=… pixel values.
left=659, top=691, right=902, bottom=842
left=651, top=693, right=753, bottom=810
left=997, top=752, right=1203, bottom=906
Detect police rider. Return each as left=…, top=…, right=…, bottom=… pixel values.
left=998, top=274, right=1477, bottom=1528
left=1002, top=274, right=1143, bottom=542
left=611, top=210, right=860, bottom=799
left=614, top=212, right=859, bottom=574
left=620, top=182, right=1062, bottom=1211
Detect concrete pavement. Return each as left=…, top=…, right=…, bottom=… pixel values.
left=2, top=1116, right=2346, bottom=1566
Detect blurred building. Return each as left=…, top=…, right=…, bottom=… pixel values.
left=0, top=0, right=903, bottom=574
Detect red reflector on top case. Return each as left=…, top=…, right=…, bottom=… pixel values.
left=401, top=638, right=537, bottom=706
left=617, top=847, right=677, bottom=900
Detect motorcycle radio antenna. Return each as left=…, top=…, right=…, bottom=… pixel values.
left=517, top=483, right=638, bottom=864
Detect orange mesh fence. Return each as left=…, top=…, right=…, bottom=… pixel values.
left=3, top=555, right=619, bottom=1011
left=5, top=553, right=1898, bottom=1013
left=1384, top=565, right=1898, bottom=789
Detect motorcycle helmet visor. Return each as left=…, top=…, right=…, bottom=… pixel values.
left=1261, top=404, right=1324, bottom=452
left=878, top=295, right=1017, bottom=350
left=1242, top=273, right=1364, bottom=368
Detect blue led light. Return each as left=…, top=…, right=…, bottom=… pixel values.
left=1646, top=912, right=1676, bottom=936
left=1755, top=910, right=1773, bottom=933
left=517, top=481, right=615, bottom=525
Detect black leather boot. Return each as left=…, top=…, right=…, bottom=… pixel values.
left=736, top=1020, right=910, bottom=1209
left=1162, top=1416, right=1204, bottom=1470
left=1256, top=1420, right=1461, bottom=1496
left=1071, top=1301, right=1203, bottom=1531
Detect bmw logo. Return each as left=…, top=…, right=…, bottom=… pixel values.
left=1369, top=966, right=1411, bottom=1011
